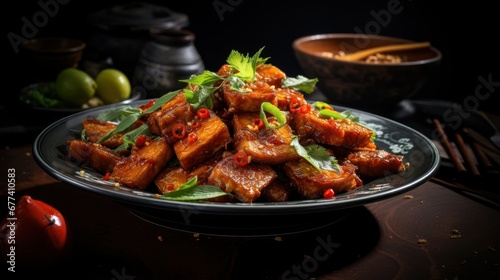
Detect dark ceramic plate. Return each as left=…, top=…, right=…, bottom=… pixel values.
left=33, top=99, right=440, bottom=236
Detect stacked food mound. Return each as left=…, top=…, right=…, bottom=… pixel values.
left=67, top=47, right=408, bottom=203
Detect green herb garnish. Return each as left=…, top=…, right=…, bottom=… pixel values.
left=20, top=82, right=64, bottom=108
left=113, top=124, right=155, bottom=153
left=160, top=176, right=227, bottom=201
left=226, top=47, right=268, bottom=82
left=282, top=75, right=318, bottom=94
left=259, top=102, right=287, bottom=129
left=291, top=136, right=340, bottom=172
left=95, top=91, right=178, bottom=146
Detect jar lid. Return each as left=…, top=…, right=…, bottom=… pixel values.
left=87, top=2, right=189, bottom=33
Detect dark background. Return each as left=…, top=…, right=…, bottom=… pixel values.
left=2, top=0, right=498, bottom=117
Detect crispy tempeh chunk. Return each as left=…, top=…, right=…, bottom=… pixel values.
left=147, top=93, right=196, bottom=144
left=155, top=153, right=222, bottom=194
left=283, top=158, right=362, bottom=199
left=261, top=179, right=291, bottom=202
left=276, top=87, right=307, bottom=111
left=232, top=113, right=300, bottom=165
left=154, top=166, right=188, bottom=194
left=82, top=119, right=123, bottom=148
left=255, top=64, right=286, bottom=88
left=174, top=113, right=231, bottom=171
left=344, top=149, right=406, bottom=179
left=67, top=139, right=122, bottom=174
left=208, top=153, right=277, bottom=203
left=291, top=110, right=374, bottom=149
left=221, top=81, right=278, bottom=113
left=110, top=137, right=173, bottom=190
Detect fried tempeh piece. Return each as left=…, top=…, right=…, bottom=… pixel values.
left=67, top=139, right=122, bottom=174
left=155, top=153, right=222, bottom=194
left=147, top=93, right=196, bottom=144
left=232, top=112, right=301, bottom=165
left=261, top=179, right=291, bottom=202
left=208, top=153, right=277, bottom=203
left=82, top=119, right=123, bottom=148
left=221, top=81, right=278, bottom=113
left=174, top=112, right=231, bottom=171
left=283, top=158, right=362, bottom=199
left=255, top=64, right=286, bottom=88
left=110, top=137, right=174, bottom=190
left=154, top=166, right=188, bottom=194
left=291, top=110, right=374, bottom=149
left=344, top=149, right=406, bottom=179
left=275, top=87, right=307, bottom=111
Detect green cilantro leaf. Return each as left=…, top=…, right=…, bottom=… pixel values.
left=183, top=86, right=215, bottom=110
left=179, top=71, right=222, bottom=87
left=291, top=136, right=339, bottom=172
left=226, top=76, right=246, bottom=92
left=226, top=47, right=268, bottom=82
left=282, top=75, right=319, bottom=94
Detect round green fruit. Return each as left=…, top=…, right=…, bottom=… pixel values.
left=95, top=68, right=131, bottom=104
left=56, top=68, right=97, bottom=107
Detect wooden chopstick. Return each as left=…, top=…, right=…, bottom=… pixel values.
left=453, top=130, right=481, bottom=177
left=433, top=118, right=466, bottom=173
left=462, top=127, right=494, bottom=170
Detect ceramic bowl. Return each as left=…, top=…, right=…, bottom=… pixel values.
left=20, top=37, right=86, bottom=81
left=293, top=33, right=442, bottom=112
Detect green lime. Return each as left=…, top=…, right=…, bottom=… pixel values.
left=56, top=68, right=97, bottom=107
left=95, top=68, right=131, bottom=104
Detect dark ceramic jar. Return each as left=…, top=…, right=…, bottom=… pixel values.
left=85, top=2, right=190, bottom=79
left=133, top=28, right=205, bottom=98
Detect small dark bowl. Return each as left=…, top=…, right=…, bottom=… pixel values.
left=20, top=37, right=86, bottom=81
left=293, top=33, right=442, bottom=111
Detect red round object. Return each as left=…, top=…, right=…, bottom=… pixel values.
left=233, top=151, right=249, bottom=167
left=0, top=195, right=72, bottom=269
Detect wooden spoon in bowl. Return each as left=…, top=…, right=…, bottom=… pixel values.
left=335, top=41, right=431, bottom=61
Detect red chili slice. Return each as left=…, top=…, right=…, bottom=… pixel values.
left=102, top=172, right=110, bottom=181
left=323, top=188, right=335, bottom=199
left=190, top=119, right=201, bottom=129
left=197, top=108, right=210, bottom=119
left=140, top=100, right=156, bottom=111
left=188, top=132, right=198, bottom=143
left=289, top=97, right=302, bottom=113
left=135, top=134, right=147, bottom=147
left=233, top=151, right=249, bottom=167
left=253, top=118, right=265, bottom=130
left=172, top=123, right=187, bottom=139
left=299, top=103, right=311, bottom=114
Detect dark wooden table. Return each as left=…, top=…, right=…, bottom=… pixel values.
left=1, top=139, right=499, bottom=280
